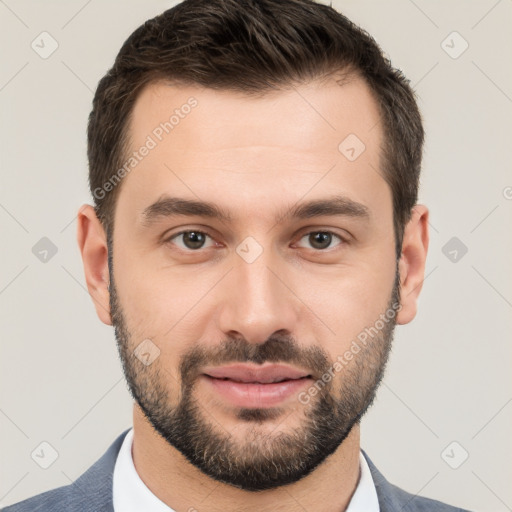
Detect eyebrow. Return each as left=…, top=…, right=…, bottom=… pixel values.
left=140, top=194, right=371, bottom=227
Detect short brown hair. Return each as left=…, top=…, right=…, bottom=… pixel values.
left=88, top=0, right=424, bottom=259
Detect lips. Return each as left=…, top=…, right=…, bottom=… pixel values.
left=201, top=363, right=314, bottom=408
left=202, top=363, right=312, bottom=384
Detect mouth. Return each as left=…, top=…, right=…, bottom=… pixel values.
left=207, top=375, right=312, bottom=384
left=202, top=362, right=312, bottom=384
left=200, top=363, right=314, bottom=408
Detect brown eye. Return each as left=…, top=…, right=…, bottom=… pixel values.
left=167, top=230, right=214, bottom=251
left=296, top=231, right=345, bottom=251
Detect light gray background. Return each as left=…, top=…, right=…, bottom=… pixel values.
left=1, top=1, right=511, bottom=510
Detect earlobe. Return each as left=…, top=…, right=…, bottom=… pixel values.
left=395, top=204, right=429, bottom=325
left=76, top=204, right=112, bottom=326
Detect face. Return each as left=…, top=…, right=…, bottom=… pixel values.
left=107, top=76, right=399, bottom=491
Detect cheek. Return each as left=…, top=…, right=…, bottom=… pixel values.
left=113, top=244, right=216, bottom=352
left=302, top=258, right=396, bottom=354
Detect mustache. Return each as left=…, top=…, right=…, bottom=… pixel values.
left=179, top=335, right=330, bottom=385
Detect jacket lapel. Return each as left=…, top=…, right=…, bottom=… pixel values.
left=70, top=428, right=130, bottom=512
left=362, top=449, right=412, bottom=512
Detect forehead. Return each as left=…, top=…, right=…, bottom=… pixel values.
left=115, top=76, right=388, bottom=229
left=128, top=75, right=381, bottom=153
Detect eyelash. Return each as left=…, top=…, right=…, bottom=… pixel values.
left=164, top=229, right=348, bottom=252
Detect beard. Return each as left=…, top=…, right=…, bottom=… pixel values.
left=108, top=238, right=400, bottom=492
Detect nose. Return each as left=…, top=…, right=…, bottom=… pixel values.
left=216, top=245, right=301, bottom=345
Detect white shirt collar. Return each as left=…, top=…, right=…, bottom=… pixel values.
left=113, top=428, right=175, bottom=511
left=347, top=446, right=380, bottom=511
left=113, top=427, right=379, bottom=512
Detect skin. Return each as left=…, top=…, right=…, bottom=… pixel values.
left=77, top=75, right=429, bottom=511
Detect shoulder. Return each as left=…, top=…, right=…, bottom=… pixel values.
left=1, top=485, right=75, bottom=512
left=1, top=429, right=130, bottom=512
left=361, top=449, right=474, bottom=512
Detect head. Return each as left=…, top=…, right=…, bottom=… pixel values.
left=78, top=0, right=429, bottom=492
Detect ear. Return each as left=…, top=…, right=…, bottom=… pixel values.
left=396, top=204, right=429, bottom=325
left=76, top=204, right=112, bottom=326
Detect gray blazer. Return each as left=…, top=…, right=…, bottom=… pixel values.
left=1, top=429, right=472, bottom=511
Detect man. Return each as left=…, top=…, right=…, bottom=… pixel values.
left=2, top=0, right=472, bottom=511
